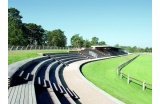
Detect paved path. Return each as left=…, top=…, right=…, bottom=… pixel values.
left=63, top=58, right=125, bottom=104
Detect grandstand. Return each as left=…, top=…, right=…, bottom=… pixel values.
left=8, top=46, right=127, bottom=104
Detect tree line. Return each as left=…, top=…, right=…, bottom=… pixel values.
left=8, top=7, right=106, bottom=47
left=114, top=44, right=152, bottom=53
left=8, top=8, right=66, bottom=47
left=8, top=7, right=151, bottom=53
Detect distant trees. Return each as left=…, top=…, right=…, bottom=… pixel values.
left=144, top=47, right=152, bottom=52
left=91, top=37, right=99, bottom=46
left=83, top=39, right=91, bottom=48
left=23, top=23, right=46, bottom=45
left=8, top=7, right=67, bottom=47
left=8, top=7, right=26, bottom=45
left=98, top=41, right=106, bottom=45
left=114, top=44, right=120, bottom=48
left=71, top=34, right=83, bottom=48
left=8, top=7, right=151, bottom=52
left=114, top=44, right=152, bottom=53
left=70, top=35, right=107, bottom=48
left=46, top=29, right=67, bottom=47
left=8, top=7, right=47, bottom=46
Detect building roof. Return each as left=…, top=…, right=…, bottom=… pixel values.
left=91, top=45, right=121, bottom=49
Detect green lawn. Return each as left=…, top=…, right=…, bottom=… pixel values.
left=122, top=54, right=152, bottom=84
left=81, top=54, right=152, bottom=104
left=8, top=50, right=68, bottom=64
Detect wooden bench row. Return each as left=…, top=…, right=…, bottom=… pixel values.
left=35, top=56, right=82, bottom=103
left=37, top=77, right=79, bottom=99
left=8, top=53, right=85, bottom=104
left=44, top=53, right=86, bottom=59
left=8, top=56, right=49, bottom=88
left=54, top=58, right=85, bottom=103
left=8, top=83, right=37, bottom=104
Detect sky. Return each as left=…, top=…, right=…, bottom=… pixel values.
left=8, top=0, right=152, bottom=48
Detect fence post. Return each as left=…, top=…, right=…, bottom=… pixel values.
left=30, top=45, right=33, bottom=50
left=21, top=46, right=24, bottom=50
left=16, top=46, right=19, bottom=50
left=142, top=81, right=146, bottom=91
left=120, top=71, right=122, bottom=79
left=117, top=68, right=119, bottom=75
left=26, top=45, right=29, bottom=50
left=127, top=75, right=130, bottom=84
left=10, top=45, right=14, bottom=51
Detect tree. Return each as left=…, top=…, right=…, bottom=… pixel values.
left=71, top=34, right=83, bottom=48
left=83, top=39, right=91, bottom=48
left=91, top=37, right=99, bottom=46
left=149, top=47, right=152, bottom=52
left=144, top=47, right=152, bottom=52
left=8, top=7, right=22, bottom=21
left=98, top=41, right=106, bottom=45
left=46, top=29, right=67, bottom=47
left=114, top=44, right=120, bottom=48
left=121, top=46, right=133, bottom=53
left=8, top=7, right=27, bottom=45
left=22, top=23, right=45, bottom=45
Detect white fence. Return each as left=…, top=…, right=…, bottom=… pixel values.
left=117, top=55, right=152, bottom=90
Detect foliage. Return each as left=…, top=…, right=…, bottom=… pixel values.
left=71, top=34, right=83, bottom=48
left=91, top=37, right=99, bottom=46
left=8, top=7, right=46, bottom=46
left=8, top=7, right=152, bottom=51
left=46, top=29, right=67, bottom=47
left=114, top=44, right=120, bottom=48
left=8, top=7, right=22, bottom=21
left=83, top=39, right=91, bottom=48
left=22, top=23, right=46, bottom=45
left=98, top=41, right=106, bottom=45
left=114, top=44, right=152, bottom=53
left=8, top=7, right=27, bottom=45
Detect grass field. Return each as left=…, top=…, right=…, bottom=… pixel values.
left=122, top=54, right=152, bottom=84
left=8, top=50, right=68, bottom=64
left=81, top=54, right=152, bottom=104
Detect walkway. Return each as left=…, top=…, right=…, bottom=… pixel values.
left=63, top=58, right=125, bottom=104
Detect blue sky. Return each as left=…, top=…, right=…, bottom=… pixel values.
left=8, top=0, right=152, bottom=48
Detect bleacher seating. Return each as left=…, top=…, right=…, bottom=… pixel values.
left=8, top=52, right=87, bottom=104
left=79, top=48, right=106, bottom=58
left=8, top=48, right=127, bottom=104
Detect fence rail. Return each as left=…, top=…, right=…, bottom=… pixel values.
left=117, top=55, right=152, bottom=90
left=8, top=45, right=79, bottom=51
